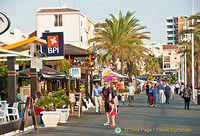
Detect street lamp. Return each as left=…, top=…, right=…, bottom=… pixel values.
left=191, top=0, right=195, bottom=99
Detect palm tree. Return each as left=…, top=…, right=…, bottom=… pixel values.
left=116, top=11, right=150, bottom=75
left=145, top=54, right=160, bottom=75
left=89, top=11, right=150, bottom=76
left=180, top=12, right=200, bottom=86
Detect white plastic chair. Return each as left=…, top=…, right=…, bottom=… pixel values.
left=0, top=109, right=5, bottom=122
left=1, top=104, right=10, bottom=122
left=8, top=102, right=20, bottom=120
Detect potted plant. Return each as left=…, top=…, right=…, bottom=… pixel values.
left=53, top=89, right=71, bottom=123
left=36, top=95, right=62, bottom=127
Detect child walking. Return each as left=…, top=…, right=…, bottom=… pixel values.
left=109, top=100, right=116, bottom=127
left=121, top=93, right=125, bottom=106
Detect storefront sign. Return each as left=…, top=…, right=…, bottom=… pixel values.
left=0, top=12, right=10, bottom=35
left=42, top=32, right=64, bottom=60
left=70, top=68, right=81, bottom=78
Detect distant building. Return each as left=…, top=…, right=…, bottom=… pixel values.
left=142, top=41, right=163, bottom=57
left=166, top=16, right=192, bottom=44
left=162, top=44, right=181, bottom=74
left=36, top=6, right=94, bottom=50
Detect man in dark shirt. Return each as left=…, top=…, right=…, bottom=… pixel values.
left=146, top=82, right=150, bottom=96
left=165, top=83, right=171, bottom=104
left=102, top=82, right=112, bottom=126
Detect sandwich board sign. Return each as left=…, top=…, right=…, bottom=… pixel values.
left=70, top=68, right=81, bottom=78
left=41, top=32, right=64, bottom=60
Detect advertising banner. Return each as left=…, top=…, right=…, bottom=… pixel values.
left=42, top=32, right=64, bottom=60
left=70, top=68, right=81, bottom=78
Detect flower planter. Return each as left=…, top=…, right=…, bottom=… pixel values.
left=40, top=111, right=60, bottom=127
left=56, top=108, right=70, bottom=123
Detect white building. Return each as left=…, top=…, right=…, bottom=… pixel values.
left=142, top=41, right=163, bottom=57
left=36, top=6, right=94, bottom=50
left=163, top=44, right=181, bottom=74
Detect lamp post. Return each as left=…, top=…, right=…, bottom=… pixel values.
left=191, top=0, right=195, bottom=99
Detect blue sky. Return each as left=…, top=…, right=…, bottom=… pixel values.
left=0, top=0, right=200, bottom=43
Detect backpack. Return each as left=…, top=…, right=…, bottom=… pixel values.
left=184, top=88, right=191, bottom=98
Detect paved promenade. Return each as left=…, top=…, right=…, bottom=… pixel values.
left=25, top=94, right=200, bottom=136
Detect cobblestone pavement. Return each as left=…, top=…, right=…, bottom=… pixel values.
left=25, top=94, right=200, bottom=136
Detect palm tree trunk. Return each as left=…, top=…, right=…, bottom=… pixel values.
left=127, top=61, right=133, bottom=82
left=134, top=58, right=137, bottom=90
left=112, top=52, right=118, bottom=72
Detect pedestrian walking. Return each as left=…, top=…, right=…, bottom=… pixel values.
left=170, top=83, right=175, bottom=100
left=102, top=82, right=113, bottom=126
left=127, top=82, right=135, bottom=106
left=112, top=84, right=119, bottom=114
left=120, top=93, right=125, bottom=106
left=149, top=83, right=158, bottom=104
left=145, top=82, right=150, bottom=96
left=165, top=83, right=171, bottom=104
left=148, top=92, right=155, bottom=107
left=109, top=100, right=116, bottom=127
left=183, top=84, right=192, bottom=110
left=157, top=80, right=165, bottom=104
left=175, top=82, right=180, bottom=94
left=92, top=83, right=102, bottom=113
left=180, top=83, right=185, bottom=97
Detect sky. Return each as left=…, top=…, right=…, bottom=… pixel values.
left=0, top=0, right=200, bottom=43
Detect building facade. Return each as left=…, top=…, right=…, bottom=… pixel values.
left=166, top=16, right=191, bottom=44
left=142, top=41, right=163, bottom=57
left=36, top=6, right=94, bottom=50
left=163, top=44, right=181, bottom=74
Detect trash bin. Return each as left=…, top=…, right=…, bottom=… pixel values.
left=197, top=90, right=200, bottom=105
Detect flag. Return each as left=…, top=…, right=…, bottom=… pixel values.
left=94, top=48, right=100, bottom=70
left=106, top=51, right=109, bottom=68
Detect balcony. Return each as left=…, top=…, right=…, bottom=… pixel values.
left=167, top=28, right=174, bottom=32
left=167, top=22, right=174, bottom=26
left=167, top=34, right=174, bottom=37
left=166, top=40, right=173, bottom=43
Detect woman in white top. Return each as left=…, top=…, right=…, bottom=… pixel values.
left=170, top=83, right=175, bottom=100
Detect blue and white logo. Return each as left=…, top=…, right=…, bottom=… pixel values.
left=115, top=127, right=121, bottom=134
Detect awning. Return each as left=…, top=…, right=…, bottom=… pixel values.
left=101, top=76, right=119, bottom=82
left=17, top=66, right=66, bottom=79
left=101, top=68, right=127, bottom=78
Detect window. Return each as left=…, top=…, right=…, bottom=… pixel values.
left=54, top=14, right=62, bottom=26
left=164, top=56, right=170, bottom=62
left=168, top=50, right=171, bottom=55
left=81, top=21, right=82, bottom=27
left=81, top=36, right=83, bottom=42
left=164, top=63, right=170, bottom=68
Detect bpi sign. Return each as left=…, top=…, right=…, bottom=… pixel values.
left=0, top=12, right=10, bottom=35
left=42, top=32, right=64, bottom=59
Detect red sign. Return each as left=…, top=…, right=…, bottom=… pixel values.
left=47, top=36, right=59, bottom=47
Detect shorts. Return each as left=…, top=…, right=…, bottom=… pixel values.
left=105, top=102, right=110, bottom=112
left=128, top=95, right=134, bottom=102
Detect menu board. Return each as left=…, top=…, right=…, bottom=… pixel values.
left=69, top=92, right=83, bottom=117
